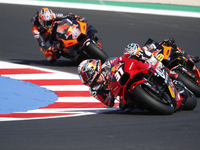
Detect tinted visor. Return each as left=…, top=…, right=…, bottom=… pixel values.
left=41, top=19, right=53, bottom=28
left=45, top=20, right=53, bottom=28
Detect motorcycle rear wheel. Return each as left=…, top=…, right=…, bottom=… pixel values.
left=182, top=92, right=197, bottom=110
left=84, top=41, right=108, bottom=63
left=176, top=70, right=200, bottom=97
left=133, top=84, right=175, bottom=115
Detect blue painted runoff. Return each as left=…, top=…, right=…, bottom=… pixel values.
left=0, top=76, right=58, bottom=114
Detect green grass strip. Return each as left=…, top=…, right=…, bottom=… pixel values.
left=39, top=0, right=200, bottom=13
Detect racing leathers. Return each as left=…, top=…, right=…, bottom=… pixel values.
left=31, top=12, right=84, bottom=63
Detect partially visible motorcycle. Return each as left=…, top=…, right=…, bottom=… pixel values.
left=51, top=18, right=108, bottom=63
left=144, top=38, right=200, bottom=97
left=107, top=56, right=197, bottom=115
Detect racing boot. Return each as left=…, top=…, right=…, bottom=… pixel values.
left=45, top=50, right=54, bottom=62
left=45, top=49, right=60, bottom=63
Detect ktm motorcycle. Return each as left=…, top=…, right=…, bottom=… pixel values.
left=144, top=38, right=200, bottom=97
left=107, top=56, right=197, bottom=115
left=52, top=19, right=108, bottom=63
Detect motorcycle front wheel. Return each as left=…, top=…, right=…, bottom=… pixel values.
left=133, top=84, right=175, bottom=115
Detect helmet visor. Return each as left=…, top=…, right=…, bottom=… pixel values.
left=40, top=19, right=53, bottom=28
left=45, top=20, right=53, bottom=28
left=79, top=71, right=95, bottom=86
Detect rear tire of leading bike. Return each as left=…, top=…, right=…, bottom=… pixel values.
left=182, top=89, right=197, bottom=110
left=182, top=96, right=197, bottom=110
left=176, top=70, right=200, bottom=97
left=84, top=40, right=109, bottom=63
left=133, top=84, right=175, bottom=115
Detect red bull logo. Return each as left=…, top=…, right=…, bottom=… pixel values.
left=110, top=64, right=121, bottom=77
left=65, top=24, right=80, bottom=39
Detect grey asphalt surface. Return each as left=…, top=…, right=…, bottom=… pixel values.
left=0, top=3, right=200, bottom=150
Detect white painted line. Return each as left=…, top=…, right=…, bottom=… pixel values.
left=0, top=62, right=30, bottom=69
left=42, top=85, right=89, bottom=91
left=0, top=60, right=77, bottom=75
left=27, top=107, right=119, bottom=113
left=56, top=97, right=98, bottom=102
left=0, top=113, right=96, bottom=121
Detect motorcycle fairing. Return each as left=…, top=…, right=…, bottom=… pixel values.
left=193, top=65, right=200, bottom=83
left=151, top=43, right=200, bottom=84
left=57, top=21, right=86, bottom=47
left=161, top=45, right=172, bottom=60
left=56, top=20, right=99, bottom=58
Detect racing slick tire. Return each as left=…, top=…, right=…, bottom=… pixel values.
left=182, top=89, right=197, bottom=110
left=133, top=84, right=175, bottom=115
left=84, top=40, right=108, bottom=63
left=176, top=70, right=200, bottom=97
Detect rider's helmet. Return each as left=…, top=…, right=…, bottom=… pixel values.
left=124, top=43, right=141, bottom=58
left=78, top=59, right=101, bottom=86
left=38, top=7, right=55, bottom=29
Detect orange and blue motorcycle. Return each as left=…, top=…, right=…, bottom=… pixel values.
left=52, top=18, right=108, bottom=63
left=144, top=38, right=200, bottom=97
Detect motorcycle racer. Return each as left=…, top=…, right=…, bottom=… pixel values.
left=31, top=7, right=85, bottom=63
left=78, top=59, right=115, bottom=108
left=124, top=42, right=179, bottom=79
left=143, top=38, right=200, bottom=63
left=124, top=43, right=164, bottom=69
left=78, top=57, right=156, bottom=111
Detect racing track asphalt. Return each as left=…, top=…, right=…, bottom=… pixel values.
left=0, top=3, right=200, bottom=150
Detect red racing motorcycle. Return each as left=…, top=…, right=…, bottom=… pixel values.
left=107, top=56, right=197, bottom=115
